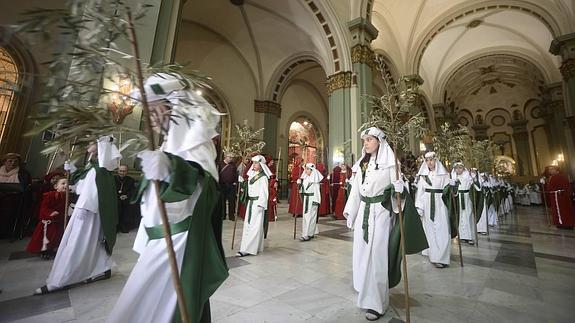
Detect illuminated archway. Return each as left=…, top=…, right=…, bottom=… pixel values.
left=0, top=48, right=18, bottom=147
left=288, top=117, right=324, bottom=173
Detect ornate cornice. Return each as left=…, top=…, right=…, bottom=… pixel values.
left=254, top=100, right=281, bottom=118
left=326, top=71, right=353, bottom=95
left=351, top=44, right=375, bottom=68
left=559, top=58, right=575, bottom=81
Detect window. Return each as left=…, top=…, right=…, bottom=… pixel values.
left=0, top=48, right=19, bottom=146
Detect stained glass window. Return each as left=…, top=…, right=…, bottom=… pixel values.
left=0, top=48, right=19, bottom=146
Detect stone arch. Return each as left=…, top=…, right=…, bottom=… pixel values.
left=265, top=53, right=326, bottom=103
left=410, top=0, right=563, bottom=75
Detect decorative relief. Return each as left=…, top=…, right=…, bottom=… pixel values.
left=254, top=100, right=281, bottom=118
left=559, top=58, right=575, bottom=81
left=351, top=44, right=375, bottom=68
left=491, top=115, right=505, bottom=126
left=326, top=71, right=353, bottom=95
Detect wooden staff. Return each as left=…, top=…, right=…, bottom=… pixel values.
left=451, top=186, right=464, bottom=267
left=471, top=190, right=479, bottom=248
left=63, top=143, right=77, bottom=229
left=293, top=181, right=301, bottom=240
left=127, top=11, right=189, bottom=323
left=541, top=181, right=551, bottom=227
left=231, top=174, right=243, bottom=250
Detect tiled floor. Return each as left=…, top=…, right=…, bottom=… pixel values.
left=1, top=203, right=575, bottom=322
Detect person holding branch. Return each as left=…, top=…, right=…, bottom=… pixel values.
left=415, top=151, right=456, bottom=268
left=344, top=127, right=427, bottom=321
left=35, top=136, right=120, bottom=295
left=452, top=162, right=476, bottom=245
left=236, top=155, right=271, bottom=257
left=107, top=73, right=228, bottom=323
left=300, top=163, right=322, bottom=241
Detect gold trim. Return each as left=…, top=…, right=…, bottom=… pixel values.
left=326, top=71, right=353, bottom=95
left=351, top=44, right=375, bottom=68
left=254, top=100, right=281, bottom=118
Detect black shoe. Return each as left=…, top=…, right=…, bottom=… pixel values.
left=365, top=309, right=383, bottom=321
left=236, top=252, right=249, bottom=257
left=33, top=285, right=50, bottom=296
left=84, top=269, right=111, bottom=284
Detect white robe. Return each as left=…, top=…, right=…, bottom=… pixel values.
left=456, top=174, right=475, bottom=241
left=344, top=157, right=399, bottom=314
left=415, top=170, right=451, bottom=265
left=476, top=180, right=488, bottom=234
left=45, top=168, right=113, bottom=291
left=301, top=178, right=321, bottom=238
left=107, top=182, right=201, bottom=323
left=239, top=172, right=268, bottom=255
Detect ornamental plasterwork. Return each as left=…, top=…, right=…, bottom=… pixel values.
left=326, top=71, right=352, bottom=95
left=351, top=44, right=375, bottom=69
left=559, top=58, right=575, bottom=81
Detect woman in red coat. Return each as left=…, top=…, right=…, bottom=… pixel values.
left=27, top=177, right=68, bottom=259
left=543, top=166, right=574, bottom=229
left=316, top=163, right=331, bottom=216
left=334, top=164, right=352, bottom=219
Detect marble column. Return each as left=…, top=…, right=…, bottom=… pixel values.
left=327, top=71, right=353, bottom=169
left=509, top=120, right=532, bottom=176
left=550, top=32, right=575, bottom=176
left=254, top=100, right=281, bottom=157
left=148, top=0, right=185, bottom=64
left=349, top=18, right=378, bottom=160
left=404, top=74, right=424, bottom=154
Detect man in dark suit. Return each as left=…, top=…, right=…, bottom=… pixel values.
left=219, top=154, right=238, bottom=220
left=115, top=164, right=136, bottom=232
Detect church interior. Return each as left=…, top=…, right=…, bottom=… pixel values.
left=1, top=0, right=575, bottom=322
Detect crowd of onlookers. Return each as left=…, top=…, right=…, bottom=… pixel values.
left=0, top=152, right=140, bottom=259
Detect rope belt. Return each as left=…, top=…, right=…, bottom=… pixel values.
left=146, top=216, right=192, bottom=240
left=247, top=196, right=259, bottom=223
left=459, top=189, right=469, bottom=210
left=302, top=192, right=314, bottom=214
left=546, top=190, right=565, bottom=224
left=424, top=188, right=444, bottom=221
left=360, top=194, right=387, bottom=243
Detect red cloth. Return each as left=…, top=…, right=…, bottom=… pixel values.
left=26, top=191, right=66, bottom=253
left=268, top=176, right=278, bottom=221
left=288, top=161, right=304, bottom=216
left=544, top=173, right=575, bottom=228
left=334, top=169, right=351, bottom=219
left=316, top=163, right=330, bottom=216
left=238, top=161, right=252, bottom=220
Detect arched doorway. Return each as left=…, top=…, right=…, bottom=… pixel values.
left=287, top=117, right=324, bottom=174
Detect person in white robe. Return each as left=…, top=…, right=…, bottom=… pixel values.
left=452, top=162, right=475, bottom=245
left=35, top=136, right=120, bottom=295
left=343, top=127, right=404, bottom=321
left=487, top=175, right=499, bottom=226
left=237, top=155, right=270, bottom=257
left=529, top=183, right=542, bottom=205
left=415, top=151, right=454, bottom=268
left=474, top=171, right=488, bottom=235
left=107, top=73, right=228, bottom=323
left=300, top=163, right=322, bottom=241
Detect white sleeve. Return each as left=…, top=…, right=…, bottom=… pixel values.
left=256, top=177, right=269, bottom=210
left=312, top=182, right=321, bottom=205
left=415, top=177, right=425, bottom=216
left=343, top=169, right=362, bottom=223
left=389, top=166, right=405, bottom=213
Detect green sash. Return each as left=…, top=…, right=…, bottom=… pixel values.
left=132, top=153, right=229, bottom=323
left=359, top=193, right=388, bottom=243
left=381, top=185, right=429, bottom=288
left=441, top=185, right=459, bottom=239
left=423, top=188, right=444, bottom=221
left=459, top=189, right=469, bottom=210
left=247, top=196, right=259, bottom=224
left=70, top=161, right=118, bottom=255
left=302, top=192, right=314, bottom=214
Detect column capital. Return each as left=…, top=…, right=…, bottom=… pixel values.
left=509, top=119, right=529, bottom=133
left=402, top=74, right=424, bottom=87
left=348, top=18, right=379, bottom=44
left=351, top=44, right=376, bottom=68
left=550, top=32, right=575, bottom=56
left=254, top=100, right=281, bottom=118
left=326, top=71, right=353, bottom=95
left=559, top=58, right=575, bottom=81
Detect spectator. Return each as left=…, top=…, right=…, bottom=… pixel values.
left=115, top=165, right=136, bottom=232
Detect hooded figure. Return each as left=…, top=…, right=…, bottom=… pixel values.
left=35, top=136, right=120, bottom=295
left=343, top=127, right=428, bottom=321
left=451, top=162, right=476, bottom=244
left=299, top=163, right=323, bottom=241
left=107, top=73, right=228, bottom=323
left=415, top=151, right=454, bottom=268
left=237, top=155, right=269, bottom=257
